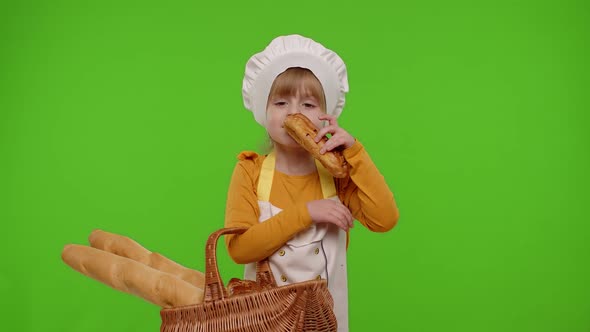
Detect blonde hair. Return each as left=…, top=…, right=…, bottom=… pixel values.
left=266, top=67, right=326, bottom=112
left=260, top=67, right=326, bottom=154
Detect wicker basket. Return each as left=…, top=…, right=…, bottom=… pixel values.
left=160, top=227, right=337, bottom=332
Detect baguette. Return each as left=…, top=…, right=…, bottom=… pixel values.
left=88, top=229, right=205, bottom=288
left=61, top=244, right=204, bottom=308
left=226, top=278, right=263, bottom=297
left=283, top=113, right=349, bottom=178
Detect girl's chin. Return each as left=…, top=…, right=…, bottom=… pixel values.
left=269, top=133, right=295, bottom=145
left=273, top=137, right=305, bottom=150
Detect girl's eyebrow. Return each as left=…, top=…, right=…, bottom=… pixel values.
left=300, top=93, right=318, bottom=100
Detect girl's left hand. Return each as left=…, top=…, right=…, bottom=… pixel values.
left=314, top=114, right=355, bottom=154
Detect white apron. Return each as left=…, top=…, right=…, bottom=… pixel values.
left=244, top=150, right=349, bottom=331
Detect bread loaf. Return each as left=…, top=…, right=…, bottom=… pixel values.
left=61, top=244, right=204, bottom=308
left=88, top=229, right=205, bottom=288
left=226, top=278, right=263, bottom=297
left=283, top=113, right=349, bottom=178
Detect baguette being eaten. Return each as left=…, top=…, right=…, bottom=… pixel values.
left=283, top=113, right=349, bottom=178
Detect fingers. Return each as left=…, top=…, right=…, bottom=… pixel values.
left=315, top=125, right=345, bottom=154
left=339, top=203, right=354, bottom=229
left=308, top=199, right=354, bottom=231
left=314, top=113, right=339, bottom=142
left=319, top=134, right=346, bottom=154
left=314, top=125, right=338, bottom=143
left=327, top=213, right=348, bottom=231
left=325, top=210, right=344, bottom=231
left=326, top=201, right=354, bottom=231
left=318, top=114, right=338, bottom=126
left=314, top=118, right=354, bottom=153
left=343, top=205, right=354, bottom=228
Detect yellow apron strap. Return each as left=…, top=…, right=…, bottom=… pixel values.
left=314, top=160, right=337, bottom=198
left=258, top=150, right=336, bottom=201
left=258, top=150, right=276, bottom=202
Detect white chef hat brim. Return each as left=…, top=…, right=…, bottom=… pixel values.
left=242, top=35, right=349, bottom=127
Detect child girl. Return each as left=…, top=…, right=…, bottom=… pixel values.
left=224, top=34, right=399, bottom=331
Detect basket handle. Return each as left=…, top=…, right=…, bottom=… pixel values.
left=204, top=227, right=278, bottom=302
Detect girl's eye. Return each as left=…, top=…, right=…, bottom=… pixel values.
left=303, top=103, right=316, bottom=108
left=274, top=101, right=287, bottom=106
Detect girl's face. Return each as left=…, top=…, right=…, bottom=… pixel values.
left=264, top=67, right=326, bottom=150
left=266, top=92, right=324, bottom=149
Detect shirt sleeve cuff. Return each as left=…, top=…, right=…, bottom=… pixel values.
left=343, top=139, right=364, bottom=160
left=296, top=201, right=314, bottom=228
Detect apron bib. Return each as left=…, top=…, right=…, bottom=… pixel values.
left=244, top=151, right=349, bottom=331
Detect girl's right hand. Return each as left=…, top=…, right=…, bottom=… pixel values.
left=306, top=199, right=354, bottom=231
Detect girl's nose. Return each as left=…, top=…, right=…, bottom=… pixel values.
left=287, top=104, right=301, bottom=115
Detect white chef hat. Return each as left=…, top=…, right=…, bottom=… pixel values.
left=242, top=34, right=349, bottom=127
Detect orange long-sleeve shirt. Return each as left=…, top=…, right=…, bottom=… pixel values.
left=224, top=140, right=399, bottom=264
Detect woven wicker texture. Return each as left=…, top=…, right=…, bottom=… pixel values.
left=160, top=227, right=337, bottom=332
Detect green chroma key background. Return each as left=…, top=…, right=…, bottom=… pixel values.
left=1, top=0, right=588, bottom=331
